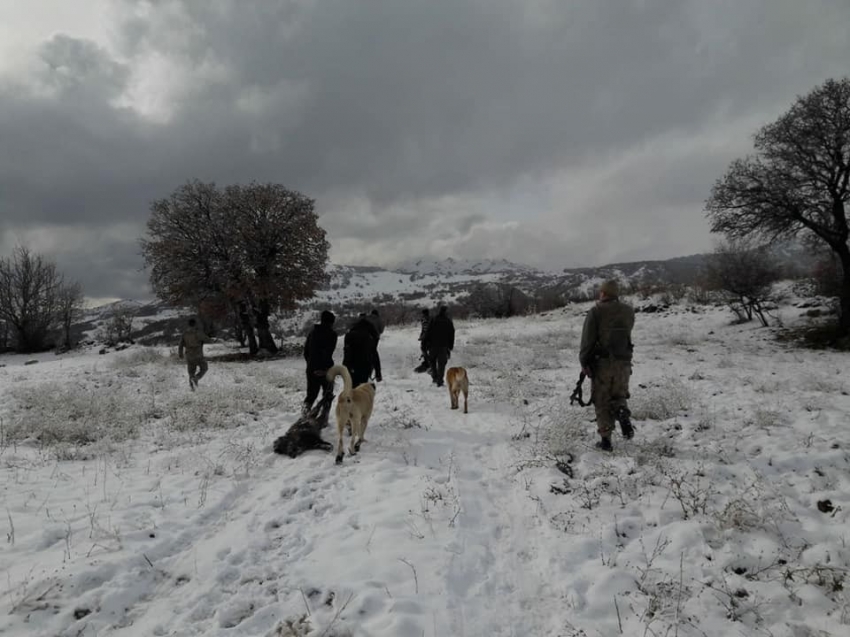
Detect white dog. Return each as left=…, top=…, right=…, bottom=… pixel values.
left=326, top=365, right=376, bottom=464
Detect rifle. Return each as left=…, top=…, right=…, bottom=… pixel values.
left=569, top=370, right=594, bottom=407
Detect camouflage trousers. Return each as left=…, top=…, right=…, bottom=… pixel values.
left=187, top=357, right=208, bottom=381
left=591, top=359, right=631, bottom=437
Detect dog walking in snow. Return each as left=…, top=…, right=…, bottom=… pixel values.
left=446, top=366, right=469, bottom=413
left=326, top=364, right=376, bottom=464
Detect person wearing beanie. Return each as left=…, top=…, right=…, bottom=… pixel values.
left=302, top=310, right=338, bottom=414
left=579, top=280, right=635, bottom=451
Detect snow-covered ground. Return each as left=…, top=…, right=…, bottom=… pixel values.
left=1, top=299, right=848, bottom=636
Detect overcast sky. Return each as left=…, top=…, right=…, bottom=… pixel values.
left=1, top=0, right=848, bottom=301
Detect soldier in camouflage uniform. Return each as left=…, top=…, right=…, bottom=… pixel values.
left=178, top=318, right=212, bottom=391
left=579, top=280, right=635, bottom=451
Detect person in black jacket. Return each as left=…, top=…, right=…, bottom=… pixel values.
left=365, top=309, right=385, bottom=381
left=425, top=305, right=454, bottom=387
left=302, top=310, right=338, bottom=414
left=343, top=315, right=381, bottom=386
left=366, top=309, right=384, bottom=338
left=414, top=308, right=431, bottom=373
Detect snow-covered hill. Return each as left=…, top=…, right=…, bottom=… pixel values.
left=394, top=256, right=543, bottom=277
left=315, top=254, right=706, bottom=310
left=71, top=244, right=820, bottom=346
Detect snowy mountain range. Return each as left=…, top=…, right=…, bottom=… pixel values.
left=77, top=244, right=816, bottom=346
left=316, top=253, right=709, bottom=309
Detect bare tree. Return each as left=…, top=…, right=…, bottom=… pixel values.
left=101, top=306, right=135, bottom=345
left=703, top=240, right=779, bottom=326
left=706, top=77, right=850, bottom=334
left=56, top=282, right=84, bottom=350
left=141, top=180, right=330, bottom=355
left=0, top=246, right=65, bottom=353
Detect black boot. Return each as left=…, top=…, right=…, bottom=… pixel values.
left=616, top=407, right=634, bottom=440
left=595, top=436, right=613, bottom=452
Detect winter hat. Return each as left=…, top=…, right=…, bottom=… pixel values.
left=320, top=310, right=335, bottom=325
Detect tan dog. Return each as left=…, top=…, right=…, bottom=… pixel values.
left=446, top=367, right=469, bottom=413
left=326, top=365, right=376, bottom=464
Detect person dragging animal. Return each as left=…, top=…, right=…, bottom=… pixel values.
left=426, top=305, right=454, bottom=387
left=579, top=279, right=635, bottom=451
left=178, top=317, right=212, bottom=391
left=343, top=314, right=381, bottom=386
left=302, top=310, right=338, bottom=415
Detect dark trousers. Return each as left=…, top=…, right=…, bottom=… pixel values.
left=429, top=346, right=449, bottom=385
left=372, top=348, right=382, bottom=381
left=188, top=358, right=208, bottom=380
left=305, top=369, right=333, bottom=410
left=348, top=366, right=372, bottom=387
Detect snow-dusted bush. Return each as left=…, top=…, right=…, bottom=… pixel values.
left=662, top=329, right=703, bottom=347
left=5, top=361, right=293, bottom=452
left=6, top=383, right=145, bottom=446
left=162, top=382, right=290, bottom=433
left=110, top=347, right=170, bottom=368
left=631, top=377, right=694, bottom=421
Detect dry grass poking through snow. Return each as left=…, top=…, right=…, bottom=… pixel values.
left=630, top=376, right=695, bottom=421
left=2, top=346, right=299, bottom=456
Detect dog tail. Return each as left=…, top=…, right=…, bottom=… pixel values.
left=326, top=364, right=353, bottom=393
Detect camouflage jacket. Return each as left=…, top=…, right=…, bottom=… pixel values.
left=179, top=327, right=211, bottom=361
left=579, top=299, right=635, bottom=368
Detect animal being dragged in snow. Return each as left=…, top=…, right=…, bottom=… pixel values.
left=326, top=364, right=376, bottom=465
left=445, top=366, right=469, bottom=413
left=272, top=391, right=335, bottom=458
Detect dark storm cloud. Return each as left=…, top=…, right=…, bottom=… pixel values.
left=0, top=0, right=848, bottom=298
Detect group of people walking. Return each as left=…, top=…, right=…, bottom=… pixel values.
left=302, top=309, right=384, bottom=414
left=178, top=278, right=635, bottom=453
left=414, top=306, right=455, bottom=387
left=300, top=305, right=456, bottom=412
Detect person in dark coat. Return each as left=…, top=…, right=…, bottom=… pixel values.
left=303, top=310, right=338, bottom=414
left=414, top=308, right=431, bottom=373
left=343, top=315, right=381, bottom=386
left=426, top=305, right=454, bottom=387
left=366, top=309, right=385, bottom=337
left=365, top=309, right=385, bottom=380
